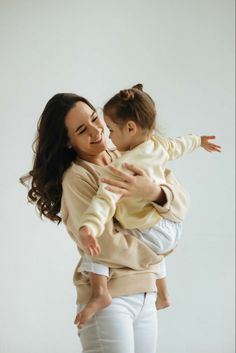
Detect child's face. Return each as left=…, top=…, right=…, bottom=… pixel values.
left=104, top=115, right=133, bottom=151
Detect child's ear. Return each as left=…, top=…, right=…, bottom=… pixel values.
left=127, top=121, right=137, bottom=134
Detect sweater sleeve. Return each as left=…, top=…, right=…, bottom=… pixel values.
left=79, top=182, right=122, bottom=237
left=61, top=173, right=99, bottom=247
left=157, top=134, right=201, bottom=160
left=151, top=168, right=190, bottom=222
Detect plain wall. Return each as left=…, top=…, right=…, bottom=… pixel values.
left=0, top=1, right=234, bottom=352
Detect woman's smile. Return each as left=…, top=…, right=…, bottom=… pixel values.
left=90, top=132, right=105, bottom=144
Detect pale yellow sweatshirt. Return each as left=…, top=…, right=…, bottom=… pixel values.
left=60, top=148, right=190, bottom=304
left=80, top=134, right=201, bottom=237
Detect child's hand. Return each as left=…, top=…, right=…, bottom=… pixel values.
left=78, top=226, right=101, bottom=256
left=200, top=136, right=221, bottom=152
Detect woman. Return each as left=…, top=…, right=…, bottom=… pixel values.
left=21, top=93, right=188, bottom=353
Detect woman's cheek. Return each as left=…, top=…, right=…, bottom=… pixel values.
left=76, top=135, right=88, bottom=151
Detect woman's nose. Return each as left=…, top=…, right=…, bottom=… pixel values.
left=90, top=125, right=101, bottom=136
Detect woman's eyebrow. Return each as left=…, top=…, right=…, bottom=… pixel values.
left=75, top=112, right=97, bottom=133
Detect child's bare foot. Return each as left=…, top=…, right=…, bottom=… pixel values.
left=156, top=295, right=171, bottom=310
left=74, top=291, right=112, bottom=328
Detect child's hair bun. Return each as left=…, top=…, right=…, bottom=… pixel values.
left=119, top=83, right=143, bottom=101
left=132, top=83, right=143, bottom=91
left=119, top=89, right=135, bottom=101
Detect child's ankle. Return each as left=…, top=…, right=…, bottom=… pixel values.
left=91, top=284, right=109, bottom=297
left=158, top=291, right=170, bottom=301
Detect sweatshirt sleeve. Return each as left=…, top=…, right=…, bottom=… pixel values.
left=61, top=173, right=99, bottom=248
left=158, top=134, right=201, bottom=160
left=79, top=182, right=122, bottom=237
left=151, top=169, right=190, bottom=222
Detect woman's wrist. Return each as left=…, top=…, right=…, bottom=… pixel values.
left=151, top=185, right=167, bottom=206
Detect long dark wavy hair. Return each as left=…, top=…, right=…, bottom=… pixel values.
left=20, top=93, right=96, bottom=224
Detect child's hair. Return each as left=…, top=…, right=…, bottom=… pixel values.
left=103, top=83, right=156, bottom=132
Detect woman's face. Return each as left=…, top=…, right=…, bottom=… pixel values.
left=65, top=101, right=107, bottom=158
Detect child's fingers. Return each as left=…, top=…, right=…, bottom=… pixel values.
left=208, top=142, right=221, bottom=148
left=92, top=243, right=101, bottom=256
left=213, top=146, right=221, bottom=151
left=205, top=147, right=221, bottom=153
left=74, top=313, right=81, bottom=324
left=211, top=146, right=221, bottom=152
left=208, top=144, right=221, bottom=152
left=94, top=247, right=101, bottom=256
left=87, top=244, right=101, bottom=256
left=85, top=247, right=93, bottom=256
left=206, top=135, right=216, bottom=140
left=88, top=246, right=96, bottom=256
left=86, top=243, right=98, bottom=256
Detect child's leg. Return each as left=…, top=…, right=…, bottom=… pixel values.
left=156, top=277, right=171, bottom=310
left=155, top=258, right=170, bottom=310
left=74, top=273, right=112, bottom=328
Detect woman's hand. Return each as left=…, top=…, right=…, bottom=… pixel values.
left=101, top=162, right=165, bottom=203
left=200, top=136, right=221, bottom=152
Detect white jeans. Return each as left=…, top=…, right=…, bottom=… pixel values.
left=77, top=292, right=158, bottom=353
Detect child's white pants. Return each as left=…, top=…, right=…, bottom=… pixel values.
left=76, top=292, right=158, bottom=353
left=132, top=218, right=182, bottom=278
left=78, top=219, right=182, bottom=279
left=131, top=218, right=182, bottom=255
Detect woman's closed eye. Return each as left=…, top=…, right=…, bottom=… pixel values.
left=78, top=128, right=86, bottom=135
left=77, top=116, right=98, bottom=135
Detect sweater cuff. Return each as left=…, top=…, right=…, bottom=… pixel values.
left=151, top=184, right=174, bottom=214
left=196, top=135, right=202, bottom=148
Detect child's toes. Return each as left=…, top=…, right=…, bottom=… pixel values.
left=74, top=313, right=82, bottom=325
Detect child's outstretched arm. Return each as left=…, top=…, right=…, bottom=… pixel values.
left=200, top=135, right=221, bottom=152
left=156, top=134, right=221, bottom=160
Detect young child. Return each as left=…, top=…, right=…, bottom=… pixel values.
left=75, top=84, right=221, bottom=328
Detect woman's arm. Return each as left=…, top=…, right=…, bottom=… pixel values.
left=101, top=162, right=167, bottom=204
left=101, top=163, right=189, bottom=222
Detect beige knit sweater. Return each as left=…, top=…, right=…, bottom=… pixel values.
left=61, top=147, right=191, bottom=304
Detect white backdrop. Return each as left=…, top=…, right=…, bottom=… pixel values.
left=0, top=1, right=234, bottom=352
